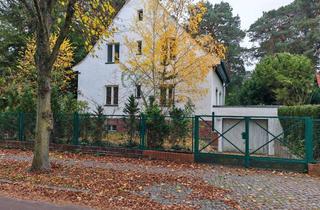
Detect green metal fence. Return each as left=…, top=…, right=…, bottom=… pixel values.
left=0, top=112, right=193, bottom=152
left=314, top=119, right=320, bottom=162
left=193, top=115, right=316, bottom=171
left=0, top=112, right=318, bottom=170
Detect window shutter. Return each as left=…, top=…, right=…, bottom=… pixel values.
left=107, top=44, right=113, bottom=63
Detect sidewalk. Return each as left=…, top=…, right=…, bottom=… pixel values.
left=0, top=196, right=90, bottom=210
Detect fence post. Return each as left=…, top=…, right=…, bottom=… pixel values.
left=139, top=114, right=146, bottom=150
left=194, top=116, right=200, bottom=160
left=18, top=112, right=25, bottom=141
left=211, top=112, right=215, bottom=131
left=305, top=117, right=314, bottom=163
left=244, top=117, right=250, bottom=168
left=72, top=113, right=80, bottom=145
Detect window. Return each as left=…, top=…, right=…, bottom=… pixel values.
left=160, top=85, right=174, bottom=107
left=106, top=43, right=120, bottom=64
left=219, top=92, right=222, bottom=105
left=107, top=124, right=117, bottom=132
left=138, top=9, right=143, bottom=21
left=106, top=86, right=119, bottom=106
left=137, top=41, right=142, bottom=55
left=115, top=43, right=120, bottom=63
left=161, top=38, right=177, bottom=65
left=215, top=88, right=218, bottom=105
left=107, top=44, right=113, bottom=63
left=136, top=84, right=142, bottom=98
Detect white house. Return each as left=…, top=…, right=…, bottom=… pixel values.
left=74, top=0, right=230, bottom=116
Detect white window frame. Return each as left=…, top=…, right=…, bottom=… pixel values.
left=105, top=85, right=119, bottom=106
left=106, top=43, right=120, bottom=64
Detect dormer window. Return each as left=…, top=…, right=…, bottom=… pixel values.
left=138, top=9, right=143, bottom=21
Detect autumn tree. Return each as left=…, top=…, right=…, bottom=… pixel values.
left=7, top=0, right=115, bottom=172
left=121, top=0, right=224, bottom=108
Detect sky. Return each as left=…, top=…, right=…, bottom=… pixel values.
left=208, top=0, right=295, bottom=69
left=208, top=0, right=295, bottom=31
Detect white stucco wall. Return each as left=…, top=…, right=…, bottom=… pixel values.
left=74, top=0, right=225, bottom=115
left=211, top=106, right=283, bottom=156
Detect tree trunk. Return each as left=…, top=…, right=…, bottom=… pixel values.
left=31, top=20, right=53, bottom=171
left=31, top=70, right=53, bottom=172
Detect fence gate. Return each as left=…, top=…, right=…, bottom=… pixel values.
left=193, top=115, right=314, bottom=172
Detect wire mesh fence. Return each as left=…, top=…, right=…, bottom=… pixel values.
left=0, top=112, right=318, bottom=161
left=78, top=114, right=141, bottom=148
left=194, top=115, right=315, bottom=162
left=314, top=119, right=320, bottom=162
left=0, top=112, right=193, bottom=152
left=0, top=112, right=19, bottom=141
left=144, top=116, right=193, bottom=152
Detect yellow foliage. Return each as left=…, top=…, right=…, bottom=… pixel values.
left=16, top=35, right=75, bottom=94
left=121, top=0, right=220, bottom=104
left=187, top=1, right=207, bottom=35
left=74, top=0, right=115, bottom=51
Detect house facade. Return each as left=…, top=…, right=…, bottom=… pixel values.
left=74, top=0, right=229, bottom=116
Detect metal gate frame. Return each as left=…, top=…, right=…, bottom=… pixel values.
left=193, top=114, right=314, bottom=171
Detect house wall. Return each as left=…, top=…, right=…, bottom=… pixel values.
left=74, top=0, right=224, bottom=115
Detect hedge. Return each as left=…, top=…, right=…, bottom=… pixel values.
left=278, top=105, right=320, bottom=161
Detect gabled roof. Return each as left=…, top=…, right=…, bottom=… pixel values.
left=216, top=61, right=230, bottom=84
left=316, top=72, right=320, bottom=87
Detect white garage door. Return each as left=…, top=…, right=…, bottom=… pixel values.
left=222, top=119, right=269, bottom=155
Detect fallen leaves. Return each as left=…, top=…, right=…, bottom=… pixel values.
left=0, top=149, right=241, bottom=210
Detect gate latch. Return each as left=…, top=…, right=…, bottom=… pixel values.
left=242, top=132, right=248, bottom=140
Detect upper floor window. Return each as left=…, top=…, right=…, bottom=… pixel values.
left=137, top=41, right=142, bottom=55
left=215, top=88, right=218, bottom=105
left=106, top=85, right=119, bottom=106
left=107, top=43, right=120, bottom=64
left=136, top=84, right=142, bottom=99
left=138, top=9, right=143, bottom=21
left=161, top=38, right=177, bottom=66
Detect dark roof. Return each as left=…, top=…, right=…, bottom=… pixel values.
left=215, top=61, right=230, bottom=84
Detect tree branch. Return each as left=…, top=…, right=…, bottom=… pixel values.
left=48, top=0, right=77, bottom=69
left=32, top=0, right=45, bottom=29
left=18, top=0, right=35, bottom=17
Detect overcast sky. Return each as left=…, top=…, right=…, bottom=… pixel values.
left=208, top=0, right=294, bottom=69
left=208, top=0, right=295, bottom=30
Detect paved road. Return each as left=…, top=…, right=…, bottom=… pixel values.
left=0, top=196, right=90, bottom=210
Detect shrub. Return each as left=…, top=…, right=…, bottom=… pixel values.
left=169, top=107, right=191, bottom=149
left=278, top=105, right=320, bottom=160
left=123, top=95, right=140, bottom=146
left=91, top=105, right=106, bottom=146
left=144, top=96, right=169, bottom=149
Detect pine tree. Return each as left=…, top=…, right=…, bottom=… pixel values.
left=123, top=95, right=140, bottom=146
